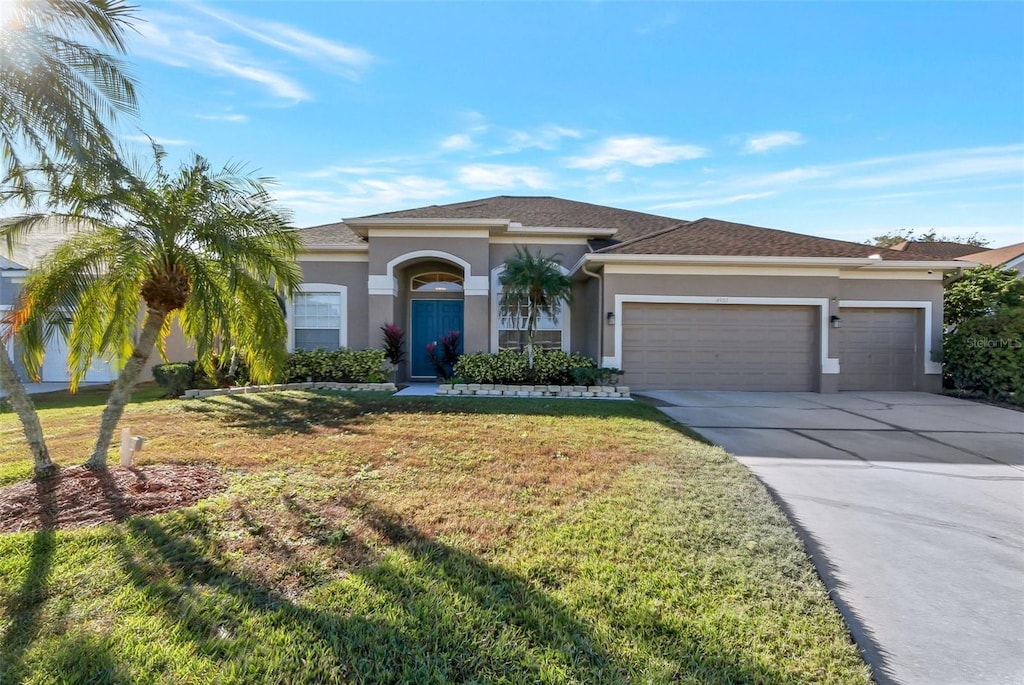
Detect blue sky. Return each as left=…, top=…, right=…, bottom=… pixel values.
left=119, top=1, right=1023, bottom=245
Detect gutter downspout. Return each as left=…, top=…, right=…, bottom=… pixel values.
left=580, top=255, right=604, bottom=364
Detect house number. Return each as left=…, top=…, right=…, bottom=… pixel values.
left=715, top=297, right=730, bottom=303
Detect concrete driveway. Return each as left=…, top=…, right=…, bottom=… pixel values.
left=642, top=390, right=1024, bottom=685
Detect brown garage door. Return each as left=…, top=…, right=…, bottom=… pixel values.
left=838, top=308, right=918, bottom=391
left=621, top=303, right=817, bottom=391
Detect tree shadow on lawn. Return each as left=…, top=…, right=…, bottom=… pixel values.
left=0, top=479, right=58, bottom=682
left=66, top=495, right=798, bottom=684
left=177, top=390, right=713, bottom=444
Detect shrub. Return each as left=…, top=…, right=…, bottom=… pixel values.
left=571, top=366, right=623, bottom=386
left=453, top=349, right=604, bottom=385
left=381, top=323, right=405, bottom=365
left=455, top=349, right=529, bottom=384
left=152, top=363, right=194, bottom=397
left=426, top=330, right=461, bottom=379
left=285, top=348, right=388, bottom=384
left=943, top=307, right=1024, bottom=405
left=530, top=350, right=598, bottom=384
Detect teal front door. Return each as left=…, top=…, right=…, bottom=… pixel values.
left=410, top=300, right=464, bottom=378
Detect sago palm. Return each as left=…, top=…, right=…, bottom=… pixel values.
left=498, top=246, right=572, bottom=368
left=9, top=145, right=302, bottom=469
left=0, top=0, right=138, bottom=478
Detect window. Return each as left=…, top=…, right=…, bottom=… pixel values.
left=293, top=289, right=345, bottom=350
left=498, top=300, right=563, bottom=351
left=412, top=271, right=463, bottom=292
left=491, top=264, right=570, bottom=352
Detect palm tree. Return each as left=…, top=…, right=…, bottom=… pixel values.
left=0, top=0, right=138, bottom=478
left=1, top=0, right=137, bottom=197
left=498, top=246, right=572, bottom=368
left=9, top=145, right=302, bottom=469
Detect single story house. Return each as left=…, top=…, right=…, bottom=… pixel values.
left=295, top=196, right=968, bottom=392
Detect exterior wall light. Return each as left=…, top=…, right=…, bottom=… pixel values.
left=606, top=311, right=615, bottom=325
left=830, top=315, right=842, bottom=329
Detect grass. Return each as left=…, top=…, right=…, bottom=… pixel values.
left=0, top=389, right=872, bottom=684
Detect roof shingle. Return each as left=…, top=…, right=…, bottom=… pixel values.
left=599, top=218, right=952, bottom=261
left=294, top=221, right=363, bottom=246
left=959, top=242, right=1024, bottom=267
left=355, top=195, right=680, bottom=242
left=891, top=240, right=986, bottom=259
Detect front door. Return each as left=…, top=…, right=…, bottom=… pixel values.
left=410, top=299, right=464, bottom=378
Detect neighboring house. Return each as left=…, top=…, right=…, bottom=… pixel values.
left=296, top=196, right=966, bottom=392
left=0, top=217, right=187, bottom=384
left=890, top=240, right=985, bottom=260
left=958, top=242, right=1024, bottom=276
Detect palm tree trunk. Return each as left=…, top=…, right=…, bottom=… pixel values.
left=0, top=338, right=57, bottom=478
left=526, top=304, right=537, bottom=369
left=85, top=308, right=166, bottom=469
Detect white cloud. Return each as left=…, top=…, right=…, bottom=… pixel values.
left=565, top=136, right=707, bottom=169
left=124, top=134, right=190, bottom=147
left=652, top=192, right=777, bottom=210
left=195, top=113, right=249, bottom=123
left=275, top=176, right=454, bottom=224
left=133, top=18, right=310, bottom=103
left=457, top=164, right=551, bottom=190
left=634, top=11, right=679, bottom=36
left=192, top=4, right=375, bottom=81
left=441, top=134, right=474, bottom=151
left=829, top=146, right=1024, bottom=189
left=503, top=125, right=583, bottom=152
left=742, top=131, right=805, bottom=154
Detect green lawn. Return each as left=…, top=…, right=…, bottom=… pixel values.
left=0, top=391, right=870, bottom=684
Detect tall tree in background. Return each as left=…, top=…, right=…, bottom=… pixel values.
left=498, top=246, right=572, bottom=368
left=0, top=0, right=138, bottom=478
left=944, top=265, right=1024, bottom=329
left=867, top=229, right=989, bottom=249
left=9, top=145, right=303, bottom=469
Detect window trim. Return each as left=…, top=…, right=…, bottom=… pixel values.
left=287, top=283, right=348, bottom=352
left=490, top=264, right=571, bottom=353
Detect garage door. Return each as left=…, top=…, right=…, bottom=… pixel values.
left=838, top=308, right=917, bottom=391
left=621, top=303, right=817, bottom=391
left=41, top=333, right=115, bottom=383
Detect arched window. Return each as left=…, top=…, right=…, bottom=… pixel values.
left=411, top=271, right=464, bottom=292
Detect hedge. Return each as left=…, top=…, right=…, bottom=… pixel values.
left=943, top=307, right=1024, bottom=405
left=453, top=349, right=619, bottom=385
left=285, top=348, right=388, bottom=384
left=155, top=349, right=388, bottom=396
left=152, top=363, right=195, bottom=398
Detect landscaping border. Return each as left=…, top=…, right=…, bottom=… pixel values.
left=438, top=383, right=630, bottom=399
left=182, top=382, right=397, bottom=399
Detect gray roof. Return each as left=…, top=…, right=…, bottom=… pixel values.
left=892, top=240, right=985, bottom=259
left=355, top=195, right=681, bottom=242
left=0, top=254, right=27, bottom=270
left=600, top=218, right=953, bottom=261
left=295, top=221, right=364, bottom=246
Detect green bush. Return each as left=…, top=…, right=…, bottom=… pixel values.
left=285, top=348, right=388, bottom=384
left=152, top=363, right=194, bottom=398
left=571, top=366, right=623, bottom=386
left=943, top=307, right=1024, bottom=405
left=453, top=349, right=603, bottom=385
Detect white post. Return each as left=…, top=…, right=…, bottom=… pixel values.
left=120, top=427, right=133, bottom=467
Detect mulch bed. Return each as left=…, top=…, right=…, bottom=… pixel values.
left=0, top=465, right=228, bottom=534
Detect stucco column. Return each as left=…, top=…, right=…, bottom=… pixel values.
left=463, top=294, right=489, bottom=353
left=367, top=293, right=395, bottom=353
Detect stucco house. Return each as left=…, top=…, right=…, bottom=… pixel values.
left=295, top=196, right=968, bottom=392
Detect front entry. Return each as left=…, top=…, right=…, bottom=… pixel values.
left=410, top=300, right=464, bottom=378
